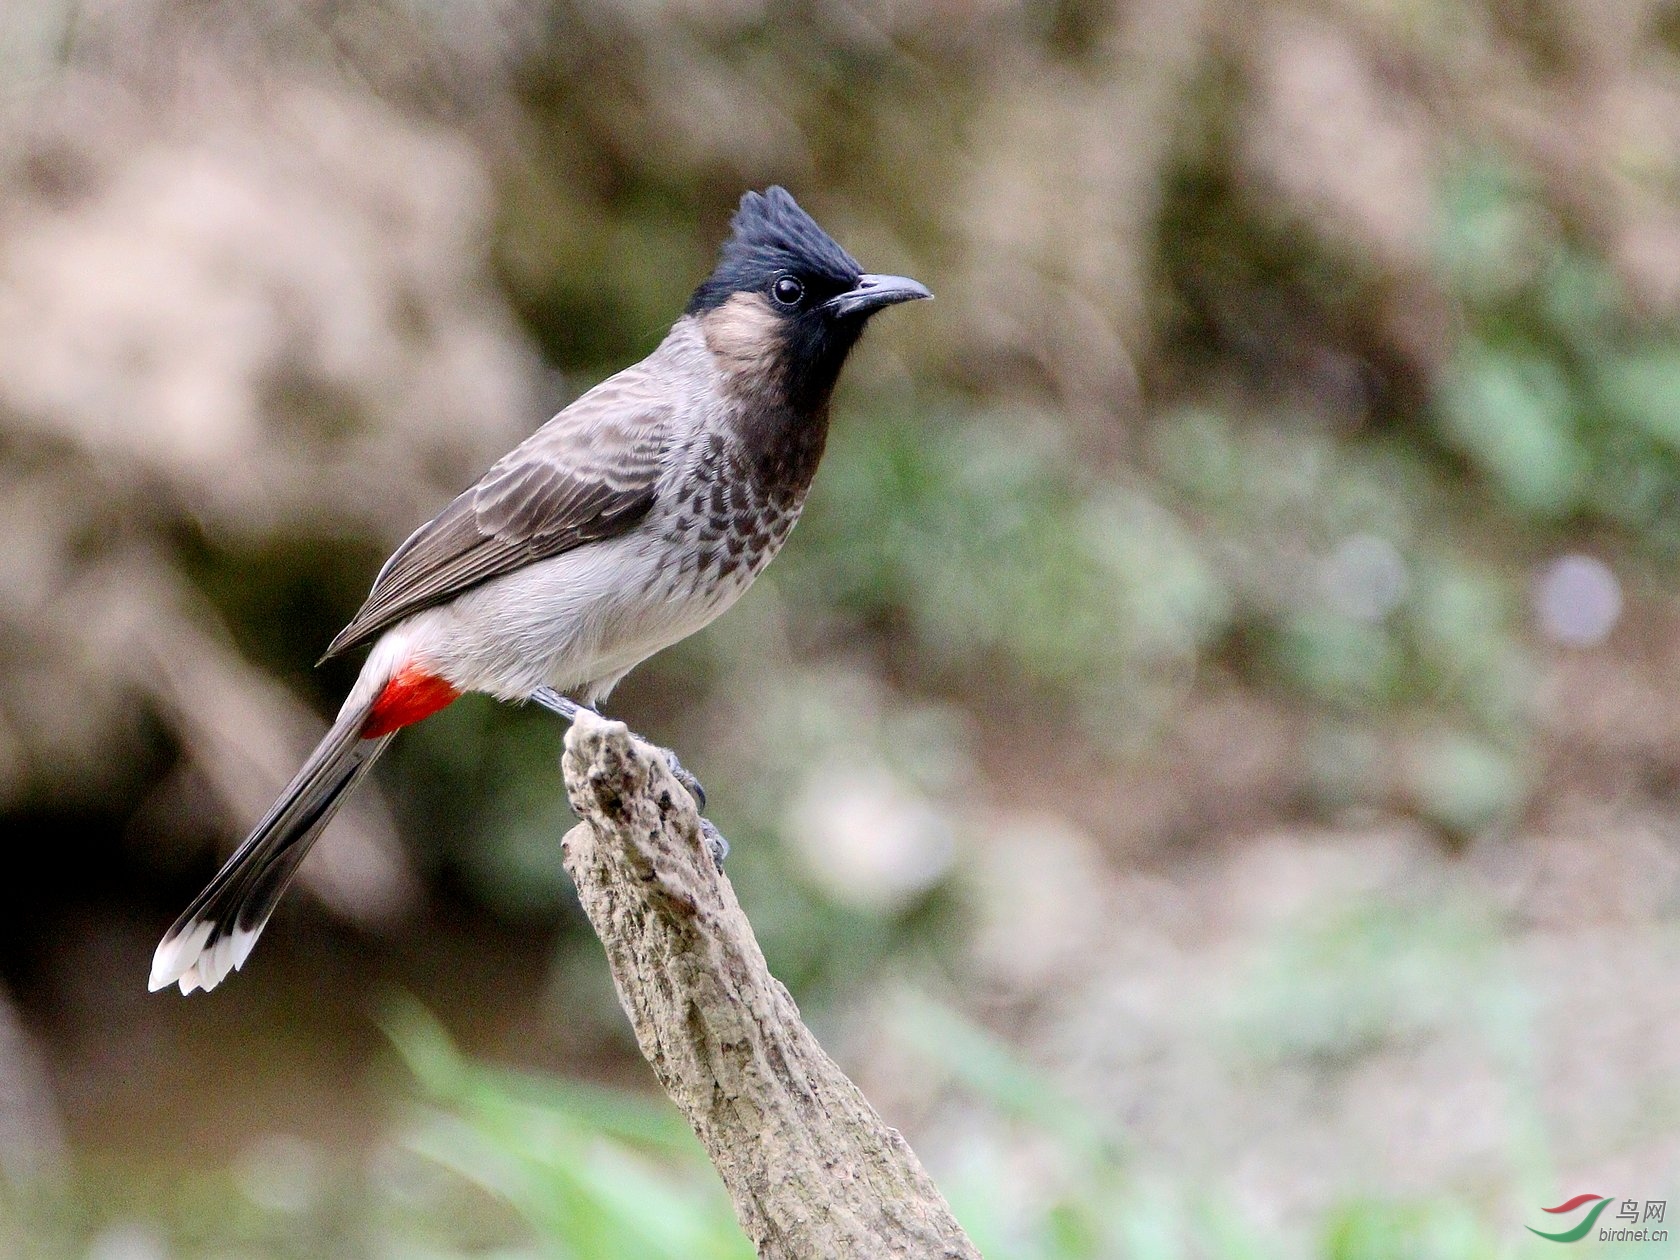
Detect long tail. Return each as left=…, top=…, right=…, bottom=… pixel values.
left=149, top=705, right=394, bottom=995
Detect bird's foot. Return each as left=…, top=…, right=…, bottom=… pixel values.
left=660, top=746, right=707, bottom=812
left=699, top=818, right=729, bottom=871
left=660, top=747, right=728, bottom=870
left=530, top=687, right=726, bottom=867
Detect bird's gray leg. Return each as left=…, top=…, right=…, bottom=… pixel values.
left=529, top=686, right=726, bottom=869
left=529, top=687, right=587, bottom=723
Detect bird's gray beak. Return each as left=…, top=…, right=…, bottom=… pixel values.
left=825, top=273, right=933, bottom=318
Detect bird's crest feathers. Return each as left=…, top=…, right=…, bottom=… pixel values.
left=688, top=187, right=859, bottom=312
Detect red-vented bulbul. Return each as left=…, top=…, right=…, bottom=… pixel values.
left=151, top=187, right=930, bottom=994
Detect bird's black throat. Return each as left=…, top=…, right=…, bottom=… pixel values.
left=778, top=308, right=868, bottom=415
left=729, top=310, right=871, bottom=503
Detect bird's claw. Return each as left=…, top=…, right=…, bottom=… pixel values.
left=662, top=747, right=707, bottom=813
left=699, top=819, right=729, bottom=871
left=658, top=747, right=725, bottom=870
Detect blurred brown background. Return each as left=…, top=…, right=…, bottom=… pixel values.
left=2, top=1, right=1679, bottom=1256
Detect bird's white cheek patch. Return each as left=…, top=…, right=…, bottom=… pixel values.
left=700, top=292, right=783, bottom=382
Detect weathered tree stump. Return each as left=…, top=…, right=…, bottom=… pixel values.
left=560, top=712, right=981, bottom=1259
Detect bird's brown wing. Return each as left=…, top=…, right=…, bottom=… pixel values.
left=320, top=368, right=673, bottom=661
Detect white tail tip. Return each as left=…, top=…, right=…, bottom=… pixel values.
left=148, top=919, right=263, bottom=995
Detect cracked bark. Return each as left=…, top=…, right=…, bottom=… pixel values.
left=560, top=712, right=981, bottom=1260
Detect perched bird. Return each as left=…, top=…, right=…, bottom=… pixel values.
left=150, top=187, right=930, bottom=995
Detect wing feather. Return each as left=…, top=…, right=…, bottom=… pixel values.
left=321, top=368, right=673, bottom=660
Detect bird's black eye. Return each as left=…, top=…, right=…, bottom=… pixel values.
left=771, top=276, right=804, bottom=307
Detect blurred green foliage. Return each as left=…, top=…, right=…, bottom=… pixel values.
left=1435, top=157, right=1680, bottom=541
left=375, top=991, right=1532, bottom=1260
left=792, top=405, right=1229, bottom=727
left=388, top=1000, right=750, bottom=1260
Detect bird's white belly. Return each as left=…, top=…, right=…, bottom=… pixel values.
left=385, top=531, right=763, bottom=704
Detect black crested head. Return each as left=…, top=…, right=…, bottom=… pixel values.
left=687, top=187, right=861, bottom=314
left=689, top=187, right=930, bottom=411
